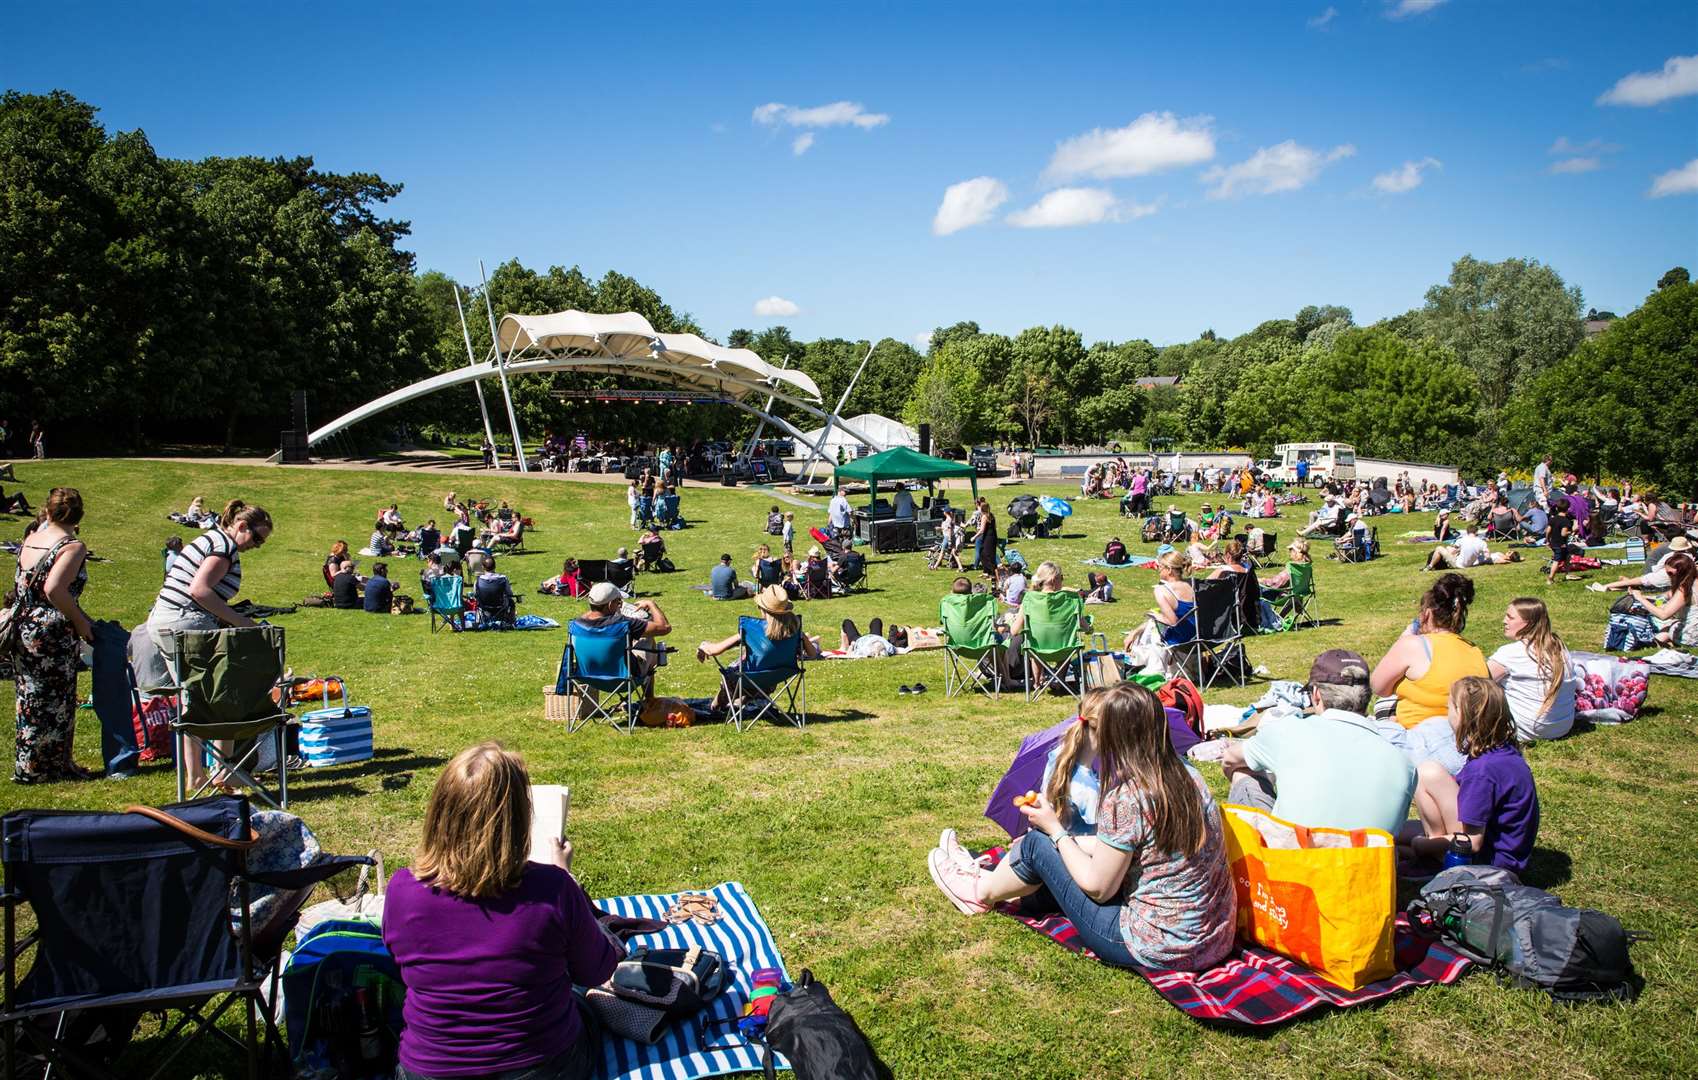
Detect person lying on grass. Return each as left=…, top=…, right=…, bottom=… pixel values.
left=1423, top=524, right=1523, bottom=570
left=928, top=683, right=1237, bottom=972
left=1399, top=676, right=1540, bottom=875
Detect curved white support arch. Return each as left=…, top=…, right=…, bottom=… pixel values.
left=288, top=356, right=883, bottom=462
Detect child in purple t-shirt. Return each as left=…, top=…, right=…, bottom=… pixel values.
left=1402, top=676, right=1540, bottom=873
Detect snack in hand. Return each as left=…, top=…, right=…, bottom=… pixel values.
left=1013, top=791, right=1039, bottom=808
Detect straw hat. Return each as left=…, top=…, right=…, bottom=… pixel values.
left=1167, top=504, right=1180, bottom=514
left=808, top=545, right=823, bottom=558
left=1669, top=536, right=1693, bottom=552
left=755, top=585, right=792, bottom=615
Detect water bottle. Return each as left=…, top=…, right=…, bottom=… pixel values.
left=1442, top=833, right=1473, bottom=869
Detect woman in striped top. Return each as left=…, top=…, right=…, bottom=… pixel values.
left=146, top=498, right=273, bottom=791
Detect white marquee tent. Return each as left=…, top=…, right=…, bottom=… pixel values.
left=800, top=414, right=919, bottom=455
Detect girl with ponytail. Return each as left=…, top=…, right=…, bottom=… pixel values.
left=1370, top=572, right=1489, bottom=729
left=1487, top=597, right=1577, bottom=741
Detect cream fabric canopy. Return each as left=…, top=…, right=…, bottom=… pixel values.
left=496, top=310, right=822, bottom=402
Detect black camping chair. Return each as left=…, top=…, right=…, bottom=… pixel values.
left=1006, top=497, right=1041, bottom=539
left=1, top=796, right=366, bottom=1080
left=1183, top=576, right=1249, bottom=690
left=754, top=557, right=785, bottom=588
left=604, top=559, right=636, bottom=593
left=831, top=551, right=869, bottom=593
left=637, top=539, right=669, bottom=572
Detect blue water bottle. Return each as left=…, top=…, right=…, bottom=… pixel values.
left=1442, top=833, right=1472, bottom=869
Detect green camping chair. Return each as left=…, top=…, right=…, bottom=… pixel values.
left=939, top=592, right=1004, bottom=698
left=1268, top=559, right=1320, bottom=629
left=1019, top=589, right=1086, bottom=702
left=166, top=625, right=292, bottom=809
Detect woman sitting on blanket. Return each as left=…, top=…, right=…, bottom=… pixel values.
left=928, top=683, right=1237, bottom=971
left=1487, top=597, right=1576, bottom=741
left=1370, top=572, right=1488, bottom=748
left=1629, top=552, right=1698, bottom=647
left=384, top=742, right=617, bottom=1080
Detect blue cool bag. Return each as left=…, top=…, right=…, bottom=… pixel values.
left=298, top=706, right=374, bottom=767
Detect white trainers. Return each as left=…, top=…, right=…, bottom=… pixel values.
left=937, top=828, right=986, bottom=873
left=927, top=849, right=988, bottom=915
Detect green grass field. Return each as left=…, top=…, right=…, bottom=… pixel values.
left=3, top=459, right=1695, bottom=1079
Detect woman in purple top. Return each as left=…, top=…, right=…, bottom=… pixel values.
left=384, top=743, right=620, bottom=1079
left=1401, top=677, right=1541, bottom=873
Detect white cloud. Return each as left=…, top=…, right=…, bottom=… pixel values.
left=1371, top=157, right=1441, bottom=193
left=914, top=331, right=934, bottom=348
left=1006, top=188, right=1158, bottom=228
left=1041, top=111, right=1216, bottom=183
left=753, top=296, right=800, bottom=317
left=1308, top=6, right=1338, bottom=29
left=1649, top=158, right=1698, bottom=197
left=1386, top=0, right=1446, bottom=18
left=1549, top=136, right=1621, bottom=156
left=791, top=133, right=815, bottom=156
left=752, top=101, right=890, bottom=129
left=1599, top=55, right=1698, bottom=107
left=1549, top=157, right=1601, bottom=174
left=1203, top=141, right=1355, bottom=199
left=932, top=176, right=1010, bottom=236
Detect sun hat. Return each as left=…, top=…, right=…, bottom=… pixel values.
left=1309, top=649, right=1370, bottom=688
left=808, top=545, right=823, bottom=558
left=588, top=581, right=622, bottom=606
left=1668, top=536, right=1693, bottom=552
left=755, top=585, right=792, bottom=615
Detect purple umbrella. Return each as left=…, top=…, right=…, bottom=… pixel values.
left=983, top=708, right=1197, bottom=838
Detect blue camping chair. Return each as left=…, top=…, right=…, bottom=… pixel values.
left=428, top=573, right=464, bottom=632
left=0, top=796, right=366, bottom=1080
left=556, top=620, right=645, bottom=734
left=656, top=493, right=681, bottom=528
left=712, top=615, right=807, bottom=731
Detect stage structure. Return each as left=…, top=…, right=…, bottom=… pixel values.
left=279, top=308, right=890, bottom=470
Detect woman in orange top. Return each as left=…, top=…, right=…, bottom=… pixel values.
left=1370, top=573, right=1488, bottom=728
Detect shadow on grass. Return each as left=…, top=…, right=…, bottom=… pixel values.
left=1520, top=846, right=1573, bottom=890
left=284, top=749, right=447, bottom=803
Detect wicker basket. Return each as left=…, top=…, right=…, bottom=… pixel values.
left=544, top=687, right=574, bottom=722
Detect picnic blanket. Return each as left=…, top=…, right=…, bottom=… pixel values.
left=980, top=847, right=1470, bottom=1026
left=465, top=614, right=560, bottom=631
left=591, top=881, right=789, bottom=1080
left=1081, top=557, right=1159, bottom=570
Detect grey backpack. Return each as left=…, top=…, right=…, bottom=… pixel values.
left=1408, top=865, right=1643, bottom=1003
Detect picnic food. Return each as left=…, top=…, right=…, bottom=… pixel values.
left=1013, top=791, right=1039, bottom=808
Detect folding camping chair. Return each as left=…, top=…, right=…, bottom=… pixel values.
left=1241, top=531, right=1277, bottom=568
left=1019, top=589, right=1086, bottom=703
left=831, top=550, right=869, bottom=593
left=712, top=615, right=807, bottom=730
left=1268, top=559, right=1320, bottom=629
left=1, top=796, right=365, bottom=1080
left=939, top=592, right=1003, bottom=699
left=556, top=620, right=647, bottom=734
left=165, top=626, right=292, bottom=810
left=754, top=557, right=785, bottom=588
left=604, top=559, right=636, bottom=595
left=428, top=573, right=464, bottom=632
left=491, top=519, right=526, bottom=554
left=1183, top=576, right=1248, bottom=690
left=1335, top=523, right=1372, bottom=563
left=1164, top=510, right=1190, bottom=543
left=637, top=539, right=669, bottom=572
left=656, top=493, right=681, bottom=528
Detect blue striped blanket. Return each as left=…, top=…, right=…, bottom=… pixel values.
left=593, top=882, right=791, bottom=1080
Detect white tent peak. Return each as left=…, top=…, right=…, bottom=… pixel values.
left=801, top=413, right=918, bottom=454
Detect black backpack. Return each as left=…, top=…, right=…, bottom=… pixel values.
left=1408, top=865, right=1644, bottom=1002
left=760, top=970, right=884, bottom=1080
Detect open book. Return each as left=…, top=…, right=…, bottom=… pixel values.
left=527, top=784, right=571, bottom=865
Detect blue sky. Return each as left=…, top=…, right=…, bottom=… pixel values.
left=3, top=1, right=1695, bottom=346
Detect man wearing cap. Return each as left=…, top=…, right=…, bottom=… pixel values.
left=1219, top=651, right=1416, bottom=835
left=710, top=553, right=754, bottom=600
left=572, top=582, right=673, bottom=693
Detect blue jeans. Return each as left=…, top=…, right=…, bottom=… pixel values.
left=1007, top=832, right=1136, bottom=967
left=90, top=620, right=140, bottom=776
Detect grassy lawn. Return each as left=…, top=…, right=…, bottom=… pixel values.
left=3, top=459, right=1694, bottom=1079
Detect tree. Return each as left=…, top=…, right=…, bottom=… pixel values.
left=1658, top=266, right=1689, bottom=291
left=1012, top=325, right=1086, bottom=443
left=1504, top=282, right=1698, bottom=493
left=1303, top=329, right=1478, bottom=461
left=1412, top=254, right=1584, bottom=415
left=903, top=346, right=984, bottom=453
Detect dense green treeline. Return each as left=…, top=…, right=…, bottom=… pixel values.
left=2, top=90, right=1691, bottom=492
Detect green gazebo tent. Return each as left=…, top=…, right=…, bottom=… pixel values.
left=832, top=446, right=978, bottom=505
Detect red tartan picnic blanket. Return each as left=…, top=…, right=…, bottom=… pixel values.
left=981, top=846, right=1471, bottom=1026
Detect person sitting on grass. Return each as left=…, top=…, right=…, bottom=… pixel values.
left=162, top=535, right=184, bottom=579
left=710, top=552, right=754, bottom=600
left=0, top=482, right=30, bottom=515
left=368, top=518, right=395, bottom=557
left=540, top=558, right=583, bottom=597
left=927, top=683, right=1237, bottom=972
left=330, top=560, right=362, bottom=609
left=1487, top=597, right=1577, bottom=741
left=1423, top=524, right=1523, bottom=570
left=1628, top=552, right=1698, bottom=647
left=1219, top=651, right=1416, bottom=834
left=324, top=540, right=351, bottom=587
left=384, top=742, right=618, bottom=1080
left=1370, top=572, right=1487, bottom=731
left=363, top=562, right=394, bottom=614
left=1400, top=677, right=1540, bottom=874
left=1599, top=536, right=1693, bottom=591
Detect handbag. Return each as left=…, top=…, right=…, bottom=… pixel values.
left=0, top=538, right=72, bottom=662
left=584, top=945, right=726, bottom=1044
left=1609, top=594, right=1649, bottom=617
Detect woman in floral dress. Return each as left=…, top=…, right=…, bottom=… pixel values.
left=11, top=488, right=95, bottom=783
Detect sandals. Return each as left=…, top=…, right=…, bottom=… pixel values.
left=663, top=893, right=723, bottom=925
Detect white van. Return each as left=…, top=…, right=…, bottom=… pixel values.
left=1273, top=442, right=1357, bottom=484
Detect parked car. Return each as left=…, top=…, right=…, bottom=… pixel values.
left=970, top=446, right=999, bottom=474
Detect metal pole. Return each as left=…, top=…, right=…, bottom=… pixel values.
left=744, top=352, right=789, bottom=460
left=800, top=342, right=875, bottom=484
left=453, top=284, right=502, bottom=467
left=479, top=260, right=529, bottom=473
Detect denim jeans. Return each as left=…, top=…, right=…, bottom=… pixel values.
left=396, top=1032, right=595, bottom=1080
left=1006, top=831, right=1136, bottom=967
left=89, top=619, right=139, bottom=776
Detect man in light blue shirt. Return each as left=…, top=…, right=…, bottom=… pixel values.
left=1219, top=650, right=1416, bottom=835
left=828, top=491, right=851, bottom=534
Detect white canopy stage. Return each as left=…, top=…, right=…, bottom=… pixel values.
left=286, top=307, right=893, bottom=472
left=800, top=414, right=918, bottom=456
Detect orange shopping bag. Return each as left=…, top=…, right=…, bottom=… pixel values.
left=1220, top=804, right=1395, bottom=990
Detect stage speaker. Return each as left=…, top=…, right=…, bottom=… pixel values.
left=720, top=468, right=738, bottom=487
left=291, top=390, right=308, bottom=433
left=279, top=429, right=310, bottom=464
left=919, top=423, right=931, bottom=456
